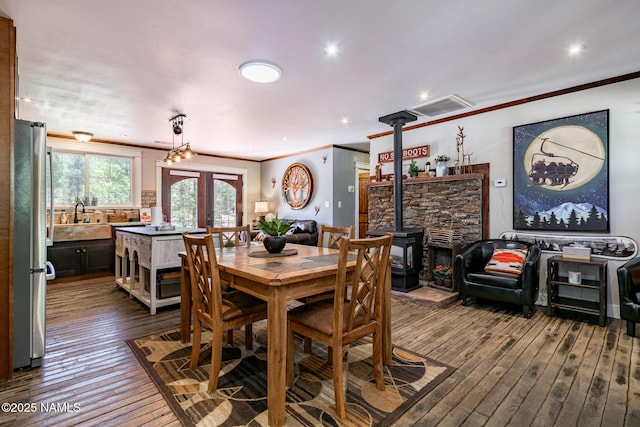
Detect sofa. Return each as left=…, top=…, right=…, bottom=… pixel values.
left=455, top=239, right=541, bottom=318
left=616, top=257, right=640, bottom=336
left=253, top=219, right=319, bottom=246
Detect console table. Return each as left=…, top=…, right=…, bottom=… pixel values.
left=114, top=226, right=205, bottom=314
left=546, top=255, right=608, bottom=326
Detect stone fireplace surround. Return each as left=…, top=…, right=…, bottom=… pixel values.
left=367, top=172, right=485, bottom=279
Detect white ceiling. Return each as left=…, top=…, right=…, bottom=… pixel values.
left=1, top=0, right=639, bottom=161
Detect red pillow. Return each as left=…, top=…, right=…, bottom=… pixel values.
left=484, top=248, right=528, bottom=276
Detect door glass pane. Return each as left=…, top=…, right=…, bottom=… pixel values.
left=212, top=179, right=236, bottom=227
left=171, top=178, right=197, bottom=228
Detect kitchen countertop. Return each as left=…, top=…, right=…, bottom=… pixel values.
left=114, top=225, right=206, bottom=236
left=108, top=221, right=148, bottom=226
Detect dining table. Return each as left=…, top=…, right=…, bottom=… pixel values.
left=179, top=242, right=392, bottom=427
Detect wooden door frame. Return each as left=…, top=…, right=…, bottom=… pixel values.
left=355, top=162, right=369, bottom=238
left=160, top=167, right=244, bottom=228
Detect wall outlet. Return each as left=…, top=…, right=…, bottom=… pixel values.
left=324, top=201, right=330, bottom=208
left=494, top=179, right=507, bottom=187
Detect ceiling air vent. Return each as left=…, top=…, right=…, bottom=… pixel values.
left=409, top=95, right=473, bottom=117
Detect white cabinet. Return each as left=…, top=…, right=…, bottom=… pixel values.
left=114, top=227, right=204, bottom=314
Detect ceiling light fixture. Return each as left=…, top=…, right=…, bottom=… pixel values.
left=239, top=61, right=282, bottom=83
left=568, top=43, right=585, bottom=56
left=163, top=113, right=195, bottom=165
left=72, top=131, right=94, bottom=142
left=324, top=43, right=339, bottom=57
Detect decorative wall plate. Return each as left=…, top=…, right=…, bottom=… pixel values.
left=282, top=162, right=313, bottom=209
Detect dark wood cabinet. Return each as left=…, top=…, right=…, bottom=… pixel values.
left=47, top=239, right=115, bottom=278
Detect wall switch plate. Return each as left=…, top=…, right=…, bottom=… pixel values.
left=494, top=179, right=507, bottom=187
left=338, top=201, right=342, bottom=208
left=324, top=201, right=330, bottom=208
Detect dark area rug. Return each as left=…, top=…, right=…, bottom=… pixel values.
left=127, top=328, right=454, bottom=426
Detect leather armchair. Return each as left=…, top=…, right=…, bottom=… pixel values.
left=616, top=257, right=640, bottom=337
left=455, top=239, right=541, bottom=318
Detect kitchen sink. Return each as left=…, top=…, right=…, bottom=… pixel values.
left=53, top=223, right=112, bottom=242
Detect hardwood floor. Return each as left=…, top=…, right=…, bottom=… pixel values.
left=1, top=277, right=638, bottom=426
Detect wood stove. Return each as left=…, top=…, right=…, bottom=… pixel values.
left=367, top=228, right=424, bottom=292
left=368, top=110, right=424, bottom=292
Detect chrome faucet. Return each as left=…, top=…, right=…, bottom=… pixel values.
left=74, top=201, right=86, bottom=223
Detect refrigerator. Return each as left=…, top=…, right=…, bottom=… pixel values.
left=13, top=119, right=56, bottom=370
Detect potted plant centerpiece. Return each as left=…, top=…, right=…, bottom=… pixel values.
left=257, top=213, right=291, bottom=254
left=433, top=154, right=451, bottom=177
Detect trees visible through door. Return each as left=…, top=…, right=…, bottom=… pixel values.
left=162, top=169, right=243, bottom=228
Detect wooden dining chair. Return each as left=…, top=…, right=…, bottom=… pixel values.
left=205, top=225, right=253, bottom=345
left=317, top=224, right=355, bottom=249
left=286, top=233, right=392, bottom=419
left=206, top=225, right=251, bottom=249
left=182, top=232, right=267, bottom=392
left=302, top=224, right=357, bottom=352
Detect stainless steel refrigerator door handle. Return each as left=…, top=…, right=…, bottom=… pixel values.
left=45, top=261, right=56, bottom=281
left=46, top=146, right=54, bottom=247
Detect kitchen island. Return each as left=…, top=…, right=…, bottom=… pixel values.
left=115, top=226, right=205, bottom=314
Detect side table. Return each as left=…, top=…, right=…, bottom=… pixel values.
left=546, top=255, right=608, bottom=326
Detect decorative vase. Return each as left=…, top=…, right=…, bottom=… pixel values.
left=444, top=278, right=452, bottom=288
left=435, top=276, right=444, bottom=286
left=436, top=161, right=448, bottom=177
left=263, top=236, right=287, bottom=254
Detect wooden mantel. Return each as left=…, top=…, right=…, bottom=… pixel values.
left=367, top=172, right=484, bottom=187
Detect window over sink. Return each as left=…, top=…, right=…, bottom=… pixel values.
left=47, top=138, right=142, bottom=208
left=54, top=152, right=132, bottom=206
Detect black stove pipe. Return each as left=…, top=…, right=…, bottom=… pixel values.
left=378, top=110, right=417, bottom=231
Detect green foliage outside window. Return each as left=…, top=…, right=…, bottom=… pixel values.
left=213, top=180, right=236, bottom=227
left=53, top=152, right=132, bottom=206
left=171, top=178, right=198, bottom=228
left=169, top=178, right=237, bottom=228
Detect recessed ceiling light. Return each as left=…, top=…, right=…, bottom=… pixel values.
left=324, top=43, right=339, bottom=57
left=341, top=117, right=349, bottom=125
left=239, top=61, right=282, bottom=83
left=419, top=91, right=430, bottom=101
left=568, top=43, right=585, bottom=56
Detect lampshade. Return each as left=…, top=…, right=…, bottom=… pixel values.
left=254, top=201, right=269, bottom=214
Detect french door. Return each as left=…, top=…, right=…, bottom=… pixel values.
left=161, top=168, right=243, bottom=228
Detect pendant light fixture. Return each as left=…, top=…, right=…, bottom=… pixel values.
left=164, top=113, right=195, bottom=165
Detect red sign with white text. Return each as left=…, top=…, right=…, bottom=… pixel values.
left=377, top=145, right=430, bottom=163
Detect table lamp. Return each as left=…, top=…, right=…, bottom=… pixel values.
left=254, top=201, right=269, bottom=222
